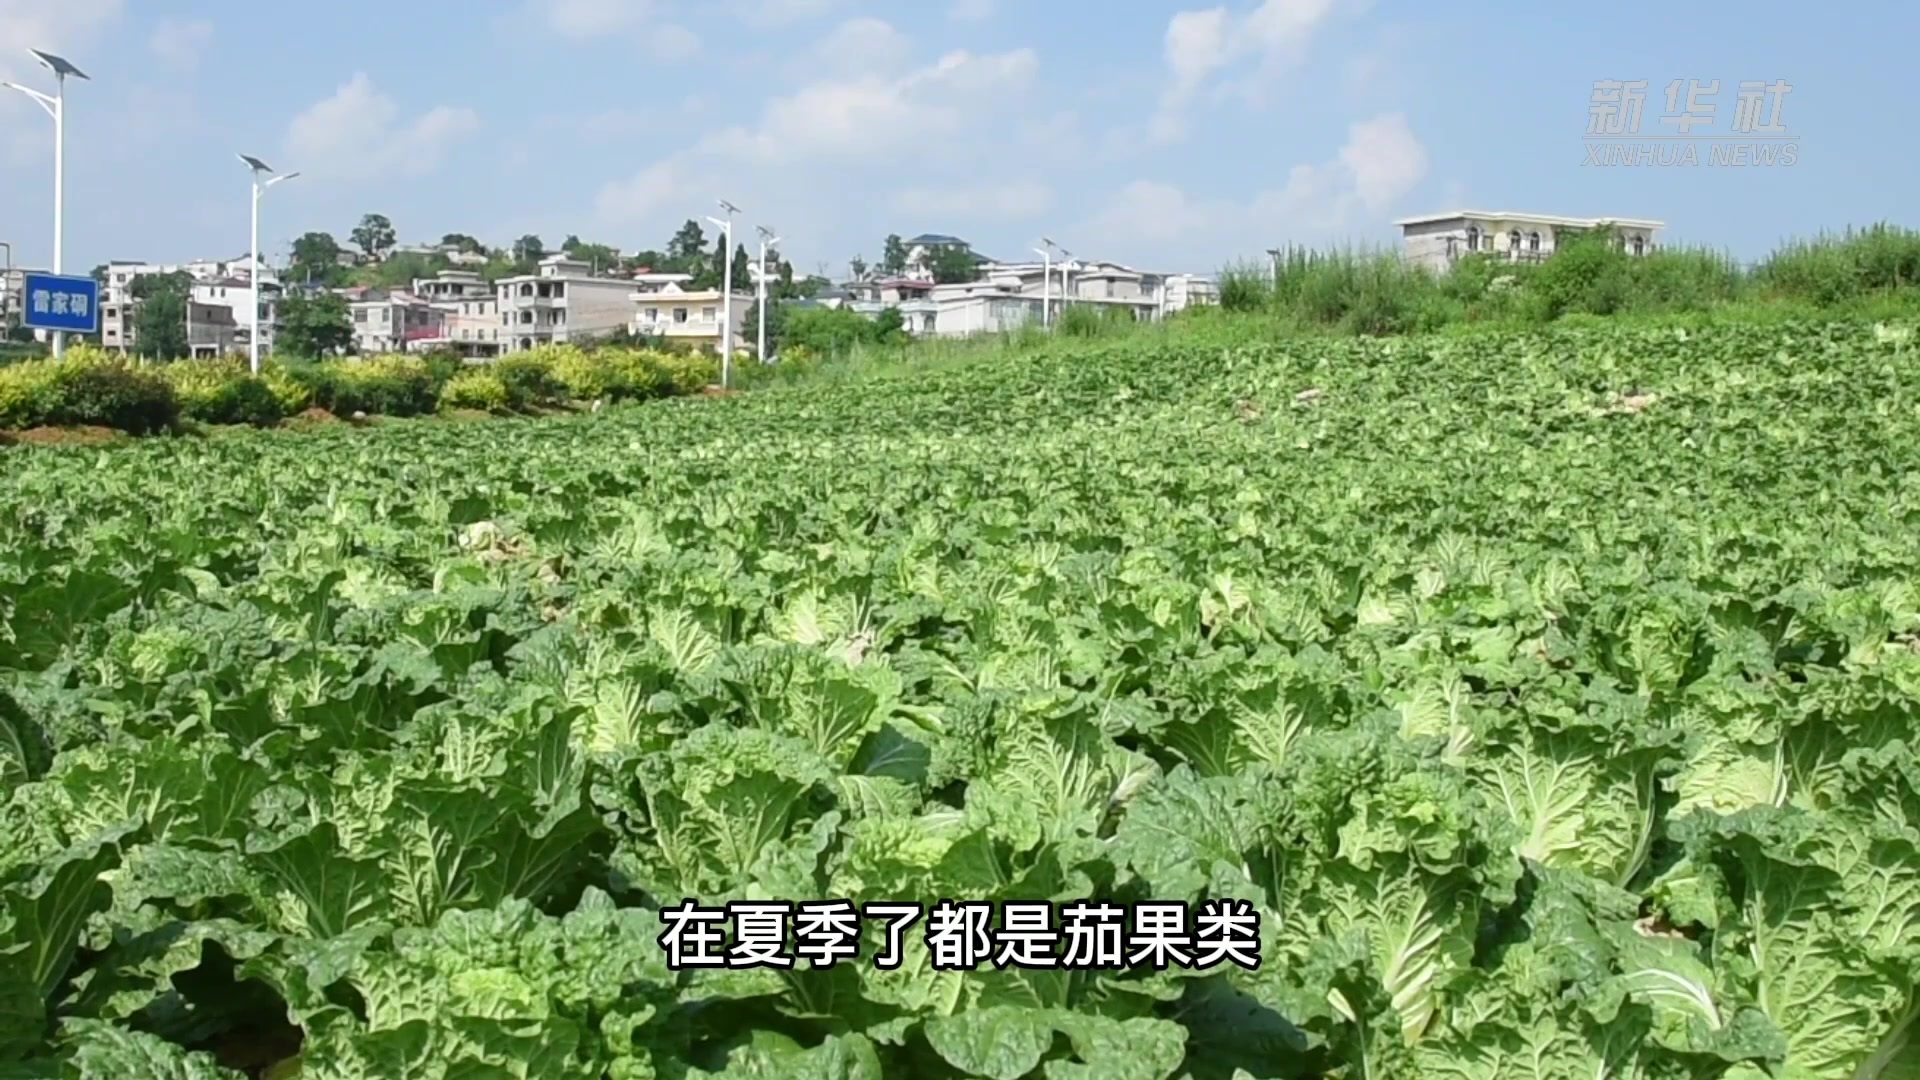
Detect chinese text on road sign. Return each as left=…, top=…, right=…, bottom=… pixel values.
left=21, top=272, right=101, bottom=333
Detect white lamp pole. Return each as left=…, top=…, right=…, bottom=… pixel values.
left=755, top=224, right=778, bottom=364
left=4, top=49, right=89, bottom=358
left=1034, top=240, right=1057, bottom=327
left=238, top=155, right=298, bottom=374
left=1057, top=247, right=1073, bottom=314
left=708, top=199, right=740, bottom=387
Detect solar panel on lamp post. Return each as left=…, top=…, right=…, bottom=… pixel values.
left=238, top=155, right=299, bottom=374
left=4, top=49, right=89, bottom=358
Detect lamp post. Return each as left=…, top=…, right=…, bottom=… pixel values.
left=1034, top=239, right=1059, bottom=327
left=1056, top=247, right=1073, bottom=313
left=707, top=199, right=739, bottom=387
left=238, top=155, right=298, bottom=374
left=755, top=224, right=779, bottom=365
left=4, top=49, right=89, bottom=358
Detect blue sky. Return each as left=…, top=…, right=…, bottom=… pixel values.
left=0, top=0, right=1911, bottom=279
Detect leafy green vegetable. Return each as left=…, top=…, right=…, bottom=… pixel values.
left=3, top=317, right=1919, bottom=1077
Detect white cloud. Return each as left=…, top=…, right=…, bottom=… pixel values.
left=701, top=46, right=1038, bottom=165
left=531, top=0, right=837, bottom=38
left=1085, top=111, right=1427, bottom=265
left=890, top=181, right=1053, bottom=221
left=649, top=23, right=703, bottom=58
left=807, top=17, right=913, bottom=78
left=283, top=74, right=480, bottom=183
left=528, top=0, right=700, bottom=58
left=1337, top=112, right=1427, bottom=213
left=1153, top=0, right=1359, bottom=140
left=541, top=0, right=649, bottom=36
left=149, top=18, right=214, bottom=71
left=736, top=0, right=852, bottom=26
left=947, top=0, right=995, bottom=21
left=593, top=23, right=1045, bottom=252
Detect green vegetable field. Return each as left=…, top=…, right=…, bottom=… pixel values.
left=4, top=320, right=1919, bottom=1078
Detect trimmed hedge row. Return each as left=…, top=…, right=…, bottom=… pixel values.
left=0, top=344, right=718, bottom=435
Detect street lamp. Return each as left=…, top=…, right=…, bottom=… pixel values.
left=238, top=155, right=298, bottom=374
left=707, top=199, right=739, bottom=387
left=755, top=224, right=779, bottom=365
left=4, top=48, right=89, bottom=358
left=1055, top=246, right=1074, bottom=312
left=1034, top=240, right=1059, bottom=327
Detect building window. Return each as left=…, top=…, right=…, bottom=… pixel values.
left=519, top=311, right=533, bottom=324
left=1508, top=230, right=1522, bottom=254
left=1631, top=235, right=1646, bottom=256
left=552, top=282, right=566, bottom=298
left=519, top=338, right=532, bottom=350
left=645, top=307, right=659, bottom=321
left=673, top=308, right=688, bottom=323
left=701, top=306, right=716, bottom=321
left=354, top=310, right=367, bottom=323
left=1464, top=225, right=1480, bottom=252
left=519, top=284, right=533, bottom=297
left=1528, top=231, right=1542, bottom=253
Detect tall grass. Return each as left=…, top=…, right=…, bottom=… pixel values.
left=1215, top=224, right=1915, bottom=335
left=1753, top=224, right=1920, bottom=305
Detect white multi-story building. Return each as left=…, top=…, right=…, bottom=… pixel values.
left=630, top=284, right=755, bottom=353
left=495, top=254, right=635, bottom=353
left=1394, top=210, right=1666, bottom=272
left=347, top=288, right=445, bottom=354
left=99, top=258, right=283, bottom=354
left=409, top=270, right=502, bottom=357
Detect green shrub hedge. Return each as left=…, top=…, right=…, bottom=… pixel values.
left=0, top=346, right=178, bottom=433
left=0, top=343, right=721, bottom=436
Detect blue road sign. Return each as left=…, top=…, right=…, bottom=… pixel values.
left=21, top=272, right=100, bottom=334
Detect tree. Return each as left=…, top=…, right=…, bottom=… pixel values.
left=872, top=306, right=907, bottom=342
left=781, top=306, right=886, bottom=356
left=740, top=298, right=788, bottom=357
left=290, top=232, right=347, bottom=286
left=629, top=249, right=669, bottom=272
left=667, top=220, right=707, bottom=268
left=277, top=289, right=354, bottom=359
left=369, top=251, right=446, bottom=289
left=880, top=235, right=907, bottom=276
left=562, top=235, right=623, bottom=274
left=351, top=214, right=396, bottom=261
left=130, top=271, right=192, bottom=361
left=440, top=232, right=484, bottom=254
left=929, top=244, right=979, bottom=285
left=730, top=244, right=752, bottom=294
left=849, top=255, right=868, bottom=281
left=89, top=264, right=109, bottom=285
left=775, top=259, right=796, bottom=299
left=512, top=234, right=546, bottom=271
